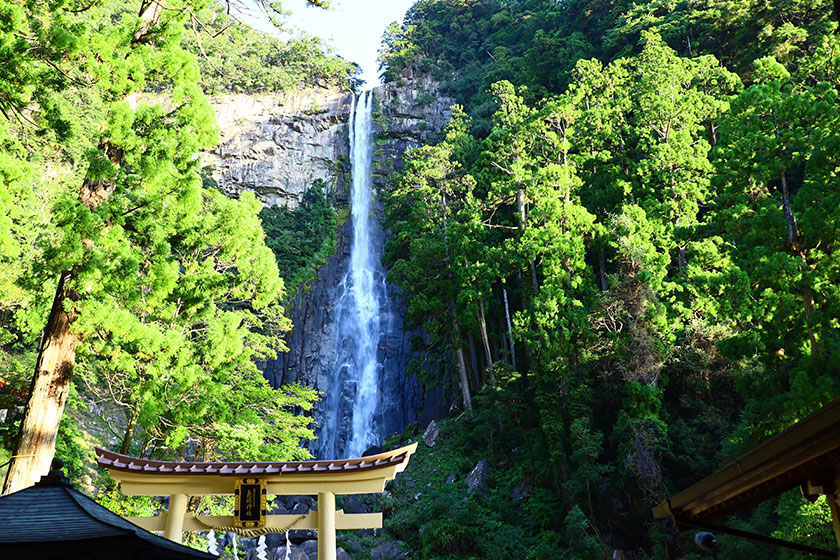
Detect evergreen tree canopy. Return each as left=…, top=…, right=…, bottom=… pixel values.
left=0, top=0, right=325, bottom=494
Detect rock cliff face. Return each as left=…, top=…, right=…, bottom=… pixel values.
left=371, top=76, right=455, bottom=189
left=203, top=89, right=352, bottom=209
left=206, top=79, right=455, bottom=457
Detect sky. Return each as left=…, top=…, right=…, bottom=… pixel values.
left=274, top=0, right=417, bottom=87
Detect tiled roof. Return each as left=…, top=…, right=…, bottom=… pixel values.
left=0, top=474, right=214, bottom=558
left=96, top=446, right=412, bottom=476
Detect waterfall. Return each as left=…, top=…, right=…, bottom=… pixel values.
left=318, top=90, right=389, bottom=459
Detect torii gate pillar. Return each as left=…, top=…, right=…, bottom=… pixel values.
left=164, top=493, right=188, bottom=543
left=318, top=492, right=336, bottom=560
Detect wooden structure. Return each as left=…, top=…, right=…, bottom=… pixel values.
left=0, top=460, right=215, bottom=560
left=96, top=444, right=417, bottom=560
left=653, top=397, right=840, bottom=557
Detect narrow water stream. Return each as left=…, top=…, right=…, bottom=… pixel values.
left=318, top=91, right=389, bottom=458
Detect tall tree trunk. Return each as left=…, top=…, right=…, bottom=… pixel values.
left=456, top=346, right=472, bottom=411
left=780, top=169, right=800, bottom=248
left=773, top=125, right=820, bottom=357
left=133, top=0, right=164, bottom=42
left=503, top=287, right=517, bottom=371
left=477, top=299, right=495, bottom=383
left=467, top=334, right=480, bottom=390
left=462, top=256, right=495, bottom=383
left=678, top=246, right=687, bottom=279
left=517, top=187, right=540, bottom=296
left=451, top=308, right=472, bottom=411
left=598, top=245, right=608, bottom=292
left=2, top=2, right=163, bottom=495
left=120, top=401, right=142, bottom=455
left=529, top=260, right=539, bottom=296
left=3, top=273, right=79, bottom=493
left=773, top=117, right=800, bottom=248
left=4, top=144, right=120, bottom=493
left=778, top=168, right=820, bottom=356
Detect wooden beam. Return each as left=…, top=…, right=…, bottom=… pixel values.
left=826, top=491, right=840, bottom=552
left=113, top=466, right=401, bottom=496
left=684, top=432, right=840, bottom=517
left=653, top=398, right=840, bottom=521
left=127, top=511, right=382, bottom=533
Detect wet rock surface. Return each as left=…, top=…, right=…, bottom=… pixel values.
left=466, top=459, right=491, bottom=495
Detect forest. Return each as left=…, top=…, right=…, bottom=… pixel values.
left=1, top=0, right=839, bottom=559
left=377, top=0, right=840, bottom=558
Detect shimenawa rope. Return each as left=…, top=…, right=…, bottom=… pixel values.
left=193, top=514, right=306, bottom=538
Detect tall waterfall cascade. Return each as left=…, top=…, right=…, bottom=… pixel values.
left=317, top=91, right=394, bottom=459
left=216, top=81, right=453, bottom=462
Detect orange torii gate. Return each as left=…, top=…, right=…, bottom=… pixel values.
left=96, top=444, right=417, bottom=560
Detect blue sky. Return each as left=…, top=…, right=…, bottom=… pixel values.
left=276, top=0, right=417, bottom=87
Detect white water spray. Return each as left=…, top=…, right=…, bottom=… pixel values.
left=319, top=91, right=386, bottom=458
left=346, top=91, right=380, bottom=456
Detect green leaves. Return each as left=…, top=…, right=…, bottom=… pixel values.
left=706, top=55, right=840, bottom=420
left=259, top=179, right=336, bottom=294
left=183, top=5, right=358, bottom=94
left=380, top=16, right=840, bottom=556
left=0, top=0, right=319, bottom=468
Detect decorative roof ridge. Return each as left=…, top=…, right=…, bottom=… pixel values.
left=95, top=442, right=418, bottom=476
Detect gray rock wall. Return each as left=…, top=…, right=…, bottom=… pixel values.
left=202, top=77, right=454, bottom=208
left=372, top=76, right=455, bottom=189
left=203, top=89, right=352, bottom=208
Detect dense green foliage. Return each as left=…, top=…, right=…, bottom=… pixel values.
left=82, top=1, right=359, bottom=95
left=181, top=6, right=361, bottom=94
left=260, top=179, right=337, bottom=293
left=379, top=1, right=840, bottom=558
left=379, top=0, right=836, bottom=134
left=0, top=0, right=326, bottom=490
left=2, top=0, right=839, bottom=557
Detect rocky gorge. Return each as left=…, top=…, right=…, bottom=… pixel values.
left=202, top=77, right=456, bottom=458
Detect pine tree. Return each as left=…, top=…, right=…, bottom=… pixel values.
left=3, top=0, right=328, bottom=493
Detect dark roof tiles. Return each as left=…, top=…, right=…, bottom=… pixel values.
left=0, top=480, right=214, bottom=559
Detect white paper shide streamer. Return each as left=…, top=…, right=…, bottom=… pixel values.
left=207, top=529, right=219, bottom=555
left=256, top=535, right=267, bottom=560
